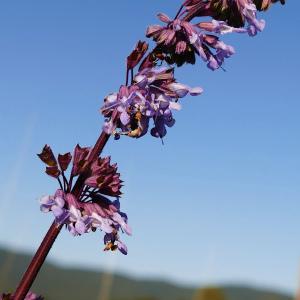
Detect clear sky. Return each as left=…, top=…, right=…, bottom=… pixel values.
left=0, top=0, right=299, bottom=295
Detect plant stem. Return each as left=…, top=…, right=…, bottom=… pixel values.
left=13, top=222, right=62, bottom=300
left=13, top=129, right=111, bottom=300
left=174, top=4, right=184, bottom=19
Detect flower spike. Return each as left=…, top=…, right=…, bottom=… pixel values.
left=39, top=144, right=130, bottom=255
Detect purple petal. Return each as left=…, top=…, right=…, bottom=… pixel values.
left=146, top=25, right=163, bottom=37
left=117, top=240, right=128, bottom=255
left=54, top=189, right=64, bottom=198
left=100, top=220, right=114, bottom=234
left=52, top=206, right=64, bottom=218
left=169, top=101, right=181, bottom=111
left=189, top=86, right=203, bottom=96
left=55, top=196, right=65, bottom=208
left=168, top=82, right=190, bottom=98
left=75, top=220, right=86, bottom=235
left=157, top=12, right=171, bottom=23
left=40, top=195, right=53, bottom=206
left=120, top=111, right=130, bottom=125
left=54, top=209, right=70, bottom=224
left=103, top=233, right=114, bottom=244
left=40, top=204, right=52, bottom=213
left=207, top=56, right=219, bottom=70
left=67, top=224, right=77, bottom=236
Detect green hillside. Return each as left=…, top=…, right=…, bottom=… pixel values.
left=0, top=247, right=292, bottom=300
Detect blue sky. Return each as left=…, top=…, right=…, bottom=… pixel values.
left=0, top=0, right=299, bottom=295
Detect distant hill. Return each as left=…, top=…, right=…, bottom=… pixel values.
left=0, top=247, right=293, bottom=300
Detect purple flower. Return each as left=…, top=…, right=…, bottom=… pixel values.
left=146, top=13, right=237, bottom=69
left=67, top=205, right=92, bottom=236
left=39, top=195, right=55, bottom=212
left=112, top=212, right=132, bottom=235
left=243, top=3, right=266, bottom=36
left=40, top=194, right=70, bottom=224
left=40, top=187, right=131, bottom=255
left=38, top=143, right=130, bottom=254
left=198, top=20, right=247, bottom=34
left=146, top=14, right=200, bottom=66
left=101, top=66, right=202, bottom=139
left=183, top=0, right=272, bottom=35
left=103, top=232, right=128, bottom=255
left=116, top=240, right=128, bottom=255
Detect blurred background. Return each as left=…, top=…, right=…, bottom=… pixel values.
left=0, top=1, right=299, bottom=299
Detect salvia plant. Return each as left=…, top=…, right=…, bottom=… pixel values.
left=3, top=0, right=285, bottom=299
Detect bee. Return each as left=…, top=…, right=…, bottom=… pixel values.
left=104, top=242, right=118, bottom=252
left=127, top=111, right=148, bottom=138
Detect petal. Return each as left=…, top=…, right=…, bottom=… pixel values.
left=134, top=74, right=148, bottom=88
left=69, top=205, right=81, bottom=220
left=189, top=31, right=199, bottom=44
left=120, top=111, right=130, bottom=125
left=55, top=196, right=65, bottom=208
left=117, top=240, right=128, bottom=255
left=146, top=25, right=163, bottom=37
left=157, top=12, right=171, bottom=23
left=175, top=41, right=187, bottom=54
left=169, top=101, right=182, bottom=111
left=207, top=56, right=219, bottom=70
left=168, top=82, right=189, bottom=98
left=104, top=233, right=114, bottom=244
left=100, top=221, right=114, bottom=234
left=65, top=193, right=79, bottom=208
left=68, top=224, right=77, bottom=236
left=75, top=220, right=86, bottom=235
left=54, top=189, right=64, bottom=198
left=164, top=30, right=176, bottom=45
left=165, top=117, right=176, bottom=128
left=123, top=223, right=132, bottom=236
left=189, top=86, right=203, bottom=96
left=55, top=209, right=70, bottom=224
left=103, top=120, right=116, bottom=134
left=39, top=195, right=52, bottom=205
left=52, top=206, right=64, bottom=218
left=105, top=93, right=118, bottom=103
left=112, top=212, right=125, bottom=226
left=40, top=204, right=51, bottom=213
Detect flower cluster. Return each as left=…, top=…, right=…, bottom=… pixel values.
left=183, top=0, right=284, bottom=28
left=99, top=0, right=284, bottom=140
left=145, top=0, right=285, bottom=69
left=101, top=66, right=203, bottom=139
left=40, top=190, right=130, bottom=255
left=147, top=13, right=238, bottom=69
left=38, top=145, right=130, bottom=254
left=38, top=144, right=122, bottom=193
left=1, top=292, right=43, bottom=300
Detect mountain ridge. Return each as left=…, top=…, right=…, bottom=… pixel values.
left=0, top=246, right=293, bottom=300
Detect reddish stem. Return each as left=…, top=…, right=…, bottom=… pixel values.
left=13, top=129, right=111, bottom=300
left=13, top=222, right=62, bottom=300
